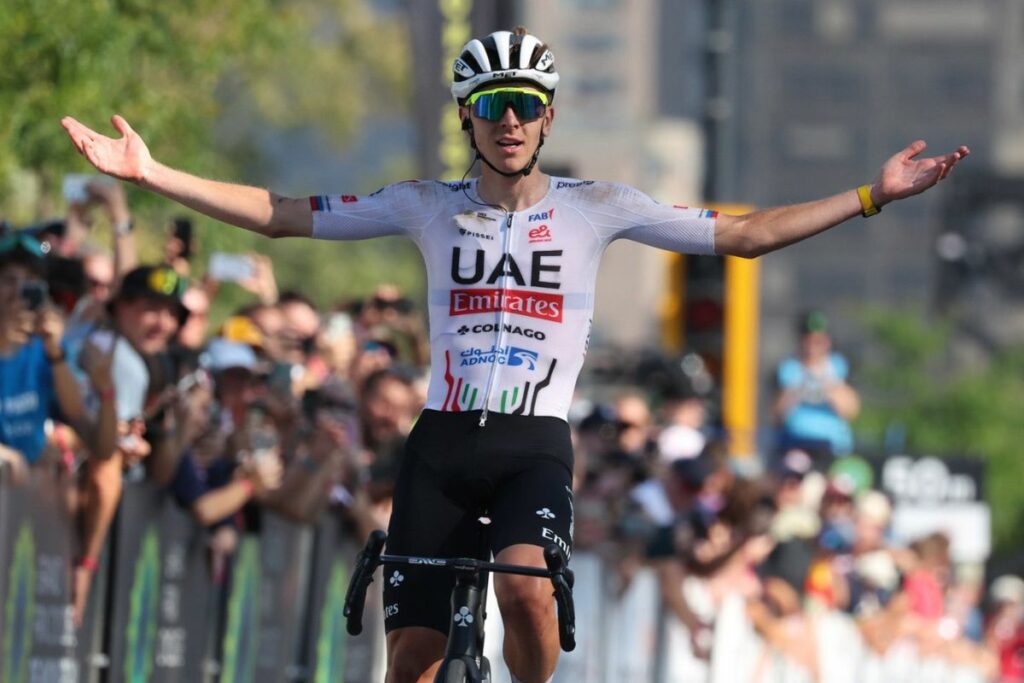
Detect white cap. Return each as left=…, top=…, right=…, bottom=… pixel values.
left=990, top=575, right=1024, bottom=604
left=657, top=425, right=706, bottom=462
left=206, top=338, right=259, bottom=372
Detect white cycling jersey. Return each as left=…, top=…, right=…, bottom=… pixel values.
left=310, top=177, right=718, bottom=424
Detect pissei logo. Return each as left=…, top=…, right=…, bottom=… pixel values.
left=3, top=524, right=36, bottom=683
left=124, top=527, right=160, bottom=683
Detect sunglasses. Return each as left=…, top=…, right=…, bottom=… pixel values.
left=465, top=87, right=549, bottom=123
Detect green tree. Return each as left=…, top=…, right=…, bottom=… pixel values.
left=0, top=0, right=406, bottom=202
left=0, top=0, right=424, bottom=307
left=855, top=308, right=1024, bottom=555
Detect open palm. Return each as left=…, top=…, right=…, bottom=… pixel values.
left=60, top=115, right=152, bottom=183
left=876, top=140, right=970, bottom=204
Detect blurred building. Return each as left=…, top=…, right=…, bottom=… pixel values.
left=725, top=0, right=999, bottom=369
left=519, top=0, right=710, bottom=350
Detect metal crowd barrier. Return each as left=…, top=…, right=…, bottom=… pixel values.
left=484, top=554, right=993, bottom=683
left=0, top=469, right=381, bottom=682
left=0, top=468, right=994, bottom=682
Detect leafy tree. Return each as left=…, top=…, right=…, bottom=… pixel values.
left=855, top=308, right=1024, bottom=555
left=0, top=0, right=423, bottom=308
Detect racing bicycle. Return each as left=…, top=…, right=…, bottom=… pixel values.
left=344, top=529, right=576, bottom=683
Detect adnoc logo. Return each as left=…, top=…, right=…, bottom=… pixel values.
left=315, top=561, right=348, bottom=683
left=124, top=528, right=160, bottom=683
left=3, top=524, right=36, bottom=683
left=221, top=537, right=262, bottom=683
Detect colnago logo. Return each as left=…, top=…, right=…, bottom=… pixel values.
left=528, top=225, right=552, bottom=243
left=528, top=208, right=554, bottom=222
left=450, top=289, right=563, bottom=322
left=457, top=323, right=547, bottom=340
left=409, top=557, right=447, bottom=566
left=460, top=345, right=539, bottom=369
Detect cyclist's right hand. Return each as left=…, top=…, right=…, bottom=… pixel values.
left=61, top=115, right=153, bottom=184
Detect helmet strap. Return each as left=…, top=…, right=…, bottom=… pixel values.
left=466, top=119, right=545, bottom=178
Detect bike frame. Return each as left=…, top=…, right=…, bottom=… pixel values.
left=343, top=531, right=575, bottom=683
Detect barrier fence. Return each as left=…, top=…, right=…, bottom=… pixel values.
left=0, top=469, right=994, bottom=682
left=0, top=469, right=383, bottom=683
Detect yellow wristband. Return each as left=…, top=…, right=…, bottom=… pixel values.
left=857, top=185, right=881, bottom=217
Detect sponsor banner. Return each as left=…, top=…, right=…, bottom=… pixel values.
left=0, top=471, right=78, bottom=683
left=218, top=517, right=314, bottom=682
left=459, top=345, right=539, bottom=369
left=302, top=515, right=380, bottom=683
left=871, top=455, right=990, bottom=563
left=450, top=288, right=563, bottom=322
left=105, top=481, right=211, bottom=683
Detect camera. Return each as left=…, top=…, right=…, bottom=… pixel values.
left=18, top=280, right=49, bottom=311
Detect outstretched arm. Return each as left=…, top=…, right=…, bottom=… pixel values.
left=61, top=115, right=312, bottom=238
left=714, top=140, right=970, bottom=258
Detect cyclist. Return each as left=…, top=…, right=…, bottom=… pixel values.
left=62, top=26, right=968, bottom=683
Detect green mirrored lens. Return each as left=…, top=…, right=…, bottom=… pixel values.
left=470, top=91, right=547, bottom=122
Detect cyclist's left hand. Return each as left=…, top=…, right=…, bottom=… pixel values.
left=872, top=140, right=970, bottom=206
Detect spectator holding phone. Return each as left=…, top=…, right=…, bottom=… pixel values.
left=73, top=263, right=187, bottom=622
left=0, top=233, right=86, bottom=482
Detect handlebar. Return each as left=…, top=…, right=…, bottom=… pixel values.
left=543, top=545, right=576, bottom=652
left=343, top=532, right=576, bottom=652
left=342, top=529, right=386, bottom=635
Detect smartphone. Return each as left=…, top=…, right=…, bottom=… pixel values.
left=172, top=217, right=194, bottom=260
left=176, top=367, right=210, bottom=394
left=246, top=404, right=278, bottom=458
left=62, top=174, right=93, bottom=204
left=208, top=252, right=255, bottom=282
left=19, top=281, right=49, bottom=311
left=324, top=312, right=353, bottom=341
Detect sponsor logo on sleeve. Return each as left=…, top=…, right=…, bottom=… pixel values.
left=673, top=204, right=718, bottom=218
left=341, top=195, right=358, bottom=203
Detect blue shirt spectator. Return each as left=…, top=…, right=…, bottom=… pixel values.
left=0, top=337, right=55, bottom=464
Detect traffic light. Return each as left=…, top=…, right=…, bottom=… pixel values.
left=661, top=204, right=759, bottom=457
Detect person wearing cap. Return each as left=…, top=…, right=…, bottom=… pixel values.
left=773, top=310, right=862, bottom=460
left=72, top=263, right=187, bottom=623
left=63, top=24, right=970, bottom=682
left=0, top=233, right=87, bottom=480
left=165, top=338, right=282, bottom=530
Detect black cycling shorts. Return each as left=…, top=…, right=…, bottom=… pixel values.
left=382, top=409, right=574, bottom=635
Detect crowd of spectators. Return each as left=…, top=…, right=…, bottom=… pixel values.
left=1, top=178, right=1022, bottom=681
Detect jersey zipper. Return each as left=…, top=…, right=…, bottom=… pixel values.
left=478, top=211, right=515, bottom=427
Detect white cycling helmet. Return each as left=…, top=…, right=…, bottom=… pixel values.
left=451, top=29, right=559, bottom=104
